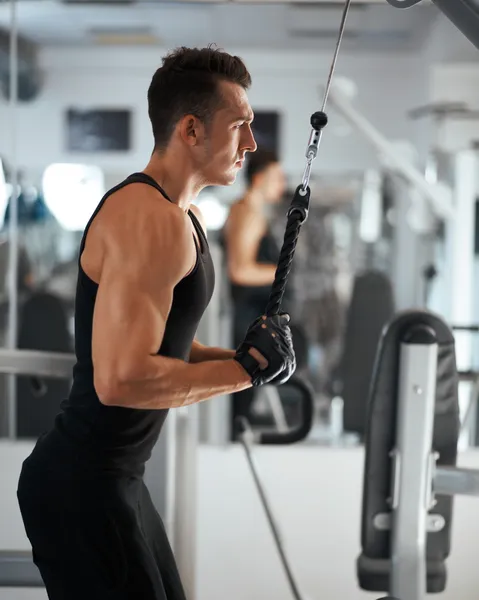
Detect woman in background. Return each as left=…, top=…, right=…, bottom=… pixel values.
left=224, top=149, right=306, bottom=438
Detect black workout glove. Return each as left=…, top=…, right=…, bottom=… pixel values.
left=234, top=313, right=296, bottom=387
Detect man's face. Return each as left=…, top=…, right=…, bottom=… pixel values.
left=199, top=80, right=257, bottom=186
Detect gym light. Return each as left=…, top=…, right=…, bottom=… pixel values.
left=42, top=163, right=105, bottom=232
left=195, top=194, right=228, bottom=231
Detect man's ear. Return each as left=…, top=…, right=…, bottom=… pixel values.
left=178, top=114, right=205, bottom=147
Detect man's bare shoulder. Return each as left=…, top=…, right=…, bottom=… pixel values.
left=97, top=182, right=191, bottom=246
left=84, top=183, right=195, bottom=273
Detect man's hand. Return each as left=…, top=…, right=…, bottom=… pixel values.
left=234, top=314, right=296, bottom=387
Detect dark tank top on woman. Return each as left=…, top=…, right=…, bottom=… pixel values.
left=229, top=227, right=288, bottom=347
left=230, top=228, right=280, bottom=314
left=31, top=173, right=215, bottom=476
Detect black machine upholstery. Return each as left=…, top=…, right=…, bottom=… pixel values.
left=336, top=271, right=395, bottom=438
left=16, top=291, right=72, bottom=438
left=358, top=310, right=460, bottom=593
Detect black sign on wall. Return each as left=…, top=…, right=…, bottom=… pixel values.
left=66, top=108, right=132, bottom=152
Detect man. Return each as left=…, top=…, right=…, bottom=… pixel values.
left=223, top=149, right=298, bottom=436
left=17, top=46, right=296, bottom=600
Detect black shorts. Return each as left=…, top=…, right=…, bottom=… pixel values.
left=17, top=456, right=187, bottom=600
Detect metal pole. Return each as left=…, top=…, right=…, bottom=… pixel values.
left=7, top=0, right=19, bottom=440
left=390, top=174, right=420, bottom=311
left=238, top=425, right=306, bottom=600
left=173, top=405, right=198, bottom=599
left=197, top=243, right=230, bottom=446
left=434, top=466, right=479, bottom=497
left=390, top=339, right=438, bottom=600
left=446, top=152, right=477, bottom=443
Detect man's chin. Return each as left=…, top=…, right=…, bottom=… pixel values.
left=215, top=172, right=238, bottom=187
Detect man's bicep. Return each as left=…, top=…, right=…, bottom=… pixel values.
left=92, top=259, right=174, bottom=388
left=91, top=211, right=193, bottom=389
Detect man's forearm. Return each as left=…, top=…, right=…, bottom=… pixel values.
left=100, top=354, right=251, bottom=410
left=189, top=339, right=236, bottom=363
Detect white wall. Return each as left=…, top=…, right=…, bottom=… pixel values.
left=0, top=46, right=431, bottom=192
left=2, top=441, right=479, bottom=600
left=427, top=62, right=479, bottom=153
left=423, top=14, right=479, bottom=65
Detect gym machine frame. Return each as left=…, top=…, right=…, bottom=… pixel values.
left=375, top=327, right=479, bottom=600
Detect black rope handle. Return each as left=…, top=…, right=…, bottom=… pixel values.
left=264, top=0, right=352, bottom=316
left=265, top=111, right=328, bottom=317
left=265, top=185, right=311, bottom=316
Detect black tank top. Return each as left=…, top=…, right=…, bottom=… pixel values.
left=32, top=173, right=215, bottom=475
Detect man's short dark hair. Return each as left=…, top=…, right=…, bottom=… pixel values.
left=148, top=45, right=252, bottom=151
left=245, top=149, right=279, bottom=186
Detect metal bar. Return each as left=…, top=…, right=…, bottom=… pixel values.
left=196, top=243, right=230, bottom=446
left=389, top=172, right=423, bottom=310
left=0, top=349, right=75, bottom=378
left=235, top=0, right=432, bottom=4
left=434, top=467, right=479, bottom=497
left=173, top=406, right=198, bottom=600
left=0, top=551, right=43, bottom=587
left=453, top=325, right=479, bottom=332
left=262, top=386, right=289, bottom=432
left=146, top=407, right=197, bottom=598
left=239, top=424, right=306, bottom=600
left=7, top=0, right=19, bottom=441
left=460, top=389, right=477, bottom=437
left=445, top=152, right=477, bottom=443
left=328, top=86, right=454, bottom=221
left=390, top=338, right=438, bottom=600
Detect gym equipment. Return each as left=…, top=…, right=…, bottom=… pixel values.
left=385, top=0, right=479, bottom=51
left=263, top=0, right=352, bottom=319
left=16, top=291, right=72, bottom=438
left=240, top=375, right=314, bottom=446
left=237, top=416, right=311, bottom=600
left=358, top=308, right=479, bottom=600
left=237, top=379, right=389, bottom=600
left=451, top=324, right=479, bottom=446
left=328, top=81, right=454, bottom=221
left=235, top=4, right=411, bottom=596
left=333, top=270, right=395, bottom=439
left=238, top=308, right=479, bottom=600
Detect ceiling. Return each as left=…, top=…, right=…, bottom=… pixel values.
left=0, top=0, right=438, bottom=52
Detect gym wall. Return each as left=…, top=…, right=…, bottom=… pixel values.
left=0, top=46, right=430, bottom=186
